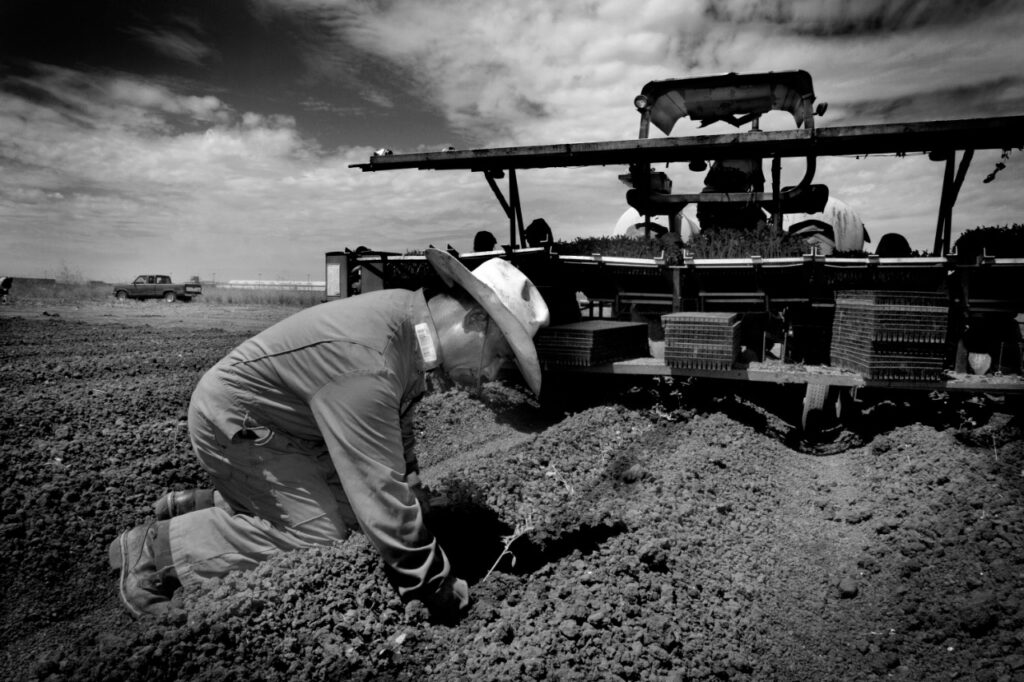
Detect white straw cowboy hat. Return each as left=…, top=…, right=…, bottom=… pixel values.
left=424, top=248, right=550, bottom=395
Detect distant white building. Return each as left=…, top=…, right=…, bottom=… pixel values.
left=223, top=280, right=325, bottom=291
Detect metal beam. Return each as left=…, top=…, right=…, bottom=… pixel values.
left=544, top=357, right=1024, bottom=393
left=351, top=116, right=1024, bottom=173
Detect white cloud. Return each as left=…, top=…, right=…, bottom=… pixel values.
left=297, top=0, right=1022, bottom=144
left=130, top=27, right=215, bottom=66
left=2, top=0, right=1023, bottom=282
left=0, top=67, right=509, bottom=280
left=283, top=0, right=1023, bottom=251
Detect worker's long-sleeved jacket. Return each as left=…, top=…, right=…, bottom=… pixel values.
left=189, top=288, right=449, bottom=601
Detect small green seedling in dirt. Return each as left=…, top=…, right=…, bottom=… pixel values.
left=482, top=512, right=535, bottom=582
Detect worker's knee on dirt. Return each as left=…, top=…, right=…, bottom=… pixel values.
left=242, top=487, right=351, bottom=542
left=167, top=504, right=349, bottom=587
left=186, top=431, right=353, bottom=540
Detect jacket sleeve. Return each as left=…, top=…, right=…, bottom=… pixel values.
left=309, top=372, right=449, bottom=600
left=400, top=397, right=420, bottom=475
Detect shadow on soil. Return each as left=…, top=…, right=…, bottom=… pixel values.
left=426, top=483, right=627, bottom=584
left=539, top=372, right=1017, bottom=456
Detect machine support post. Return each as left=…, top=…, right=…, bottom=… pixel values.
left=771, top=155, right=782, bottom=233
left=638, top=110, right=650, bottom=140
left=946, top=149, right=974, bottom=252
left=933, top=156, right=954, bottom=255
left=485, top=171, right=513, bottom=216
left=671, top=268, right=682, bottom=312
left=509, top=169, right=525, bottom=248
left=932, top=149, right=974, bottom=255
left=484, top=168, right=526, bottom=248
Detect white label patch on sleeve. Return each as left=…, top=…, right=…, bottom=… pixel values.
left=414, top=322, right=437, bottom=364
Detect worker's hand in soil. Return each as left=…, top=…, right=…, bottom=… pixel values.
left=423, top=575, right=470, bottom=625
left=407, top=472, right=446, bottom=514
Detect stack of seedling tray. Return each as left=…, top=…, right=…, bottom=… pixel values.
left=662, top=312, right=741, bottom=370
left=830, top=291, right=949, bottom=380
left=535, top=320, right=649, bottom=367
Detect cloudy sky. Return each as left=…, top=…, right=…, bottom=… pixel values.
left=2, top=0, right=1023, bottom=283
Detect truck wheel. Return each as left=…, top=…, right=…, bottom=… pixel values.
left=115, top=290, right=128, bottom=301
left=163, top=291, right=177, bottom=303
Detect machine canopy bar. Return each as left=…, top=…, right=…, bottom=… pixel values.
left=350, top=116, right=1024, bottom=173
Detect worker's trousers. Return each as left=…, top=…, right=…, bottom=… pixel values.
left=168, top=403, right=357, bottom=588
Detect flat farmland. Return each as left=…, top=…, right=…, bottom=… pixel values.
left=2, top=301, right=1023, bottom=681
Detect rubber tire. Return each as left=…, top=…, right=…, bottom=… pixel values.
left=802, top=384, right=844, bottom=436
left=163, top=291, right=177, bottom=303
left=802, top=383, right=830, bottom=434
left=115, top=290, right=128, bottom=301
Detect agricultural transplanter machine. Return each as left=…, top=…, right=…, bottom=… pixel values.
left=339, top=70, right=1024, bottom=433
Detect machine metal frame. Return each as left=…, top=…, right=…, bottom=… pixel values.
left=343, top=71, right=1024, bottom=416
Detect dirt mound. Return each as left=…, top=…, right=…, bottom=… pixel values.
left=2, top=315, right=1023, bottom=681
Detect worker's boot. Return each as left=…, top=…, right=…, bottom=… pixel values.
left=153, top=488, right=219, bottom=520
left=108, top=521, right=180, bottom=618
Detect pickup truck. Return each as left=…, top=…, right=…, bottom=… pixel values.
left=113, top=275, right=202, bottom=302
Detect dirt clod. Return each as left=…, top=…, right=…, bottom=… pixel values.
left=837, top=577, right=859, bottom=599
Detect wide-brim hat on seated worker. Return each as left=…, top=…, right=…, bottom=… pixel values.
left=424, top=248, right=550, bottom=396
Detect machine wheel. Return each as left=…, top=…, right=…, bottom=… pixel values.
left=115, top=290, right=128, bottom=301
left=802, top=383, right=843, bottom=437
left=163, top=291, right=177, bottom=303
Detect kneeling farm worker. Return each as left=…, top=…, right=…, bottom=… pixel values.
left=108, top=248, right=550, bottom=623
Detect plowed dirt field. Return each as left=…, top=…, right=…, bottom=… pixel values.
left=2, top=302, right=1023, bottom=681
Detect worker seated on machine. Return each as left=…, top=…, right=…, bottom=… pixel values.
left=472, top=230, right=498, bottom=252
left=875, top=233, right=912, bottom=257
left=696, top=158, right=768, bottom=233
left=616, top=207, right=701, bottom=244
left=782, top=197, right=871, bottom=255
left=525, top=219, right=554, bottom=247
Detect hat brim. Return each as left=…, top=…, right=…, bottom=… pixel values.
left=425, top=248, right=543, bottom=395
